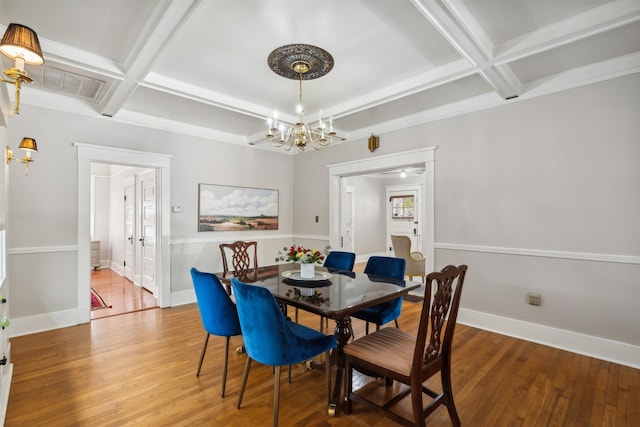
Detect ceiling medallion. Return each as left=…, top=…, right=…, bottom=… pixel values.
left=266, top=44, right=338, bottom=153
left=267, top=44, right=334, bottom=80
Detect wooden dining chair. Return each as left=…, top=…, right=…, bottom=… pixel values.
left=344, top=264, right=468, bottom=427
left=219, top=241, right=258, bottom=291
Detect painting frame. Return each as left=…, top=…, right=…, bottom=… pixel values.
left=198, top=184, right=279, bottom=232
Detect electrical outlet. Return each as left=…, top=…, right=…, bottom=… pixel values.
left=527, top=292, right=541, bottom=306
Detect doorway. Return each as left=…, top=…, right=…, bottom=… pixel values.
left=328, top=147, right=435, bottom=273
left=76, top=143, right=171, bottom=324
left=386, top=184, right=422, bottom=255
left=90, top=163, right=159, bottom=318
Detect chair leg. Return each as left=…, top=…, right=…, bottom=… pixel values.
left=237, top=357, right=252, bottom=409
left=442, top=363, right=461, bottom=426
left=221, top=336, right=230, bottom=397
left=394, top=319, right=399, bottom=328
left=411, top=380, right=426, bottom=427
left=365, top=322, right=369, bottom=335
left=344, top=357, right=353, bottom=414
left=295, top=307, right=299, bottom=322
left=273, top=365, right=281, bottom=427
left=196, top=333, right=210, bottom=377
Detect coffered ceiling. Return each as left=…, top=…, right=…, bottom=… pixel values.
left=1, top=0, right=639, bottom=151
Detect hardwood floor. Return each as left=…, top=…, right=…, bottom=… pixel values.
left=6, top=278, right=639, bottom=426
left=91, top=268, right=157, bottom=320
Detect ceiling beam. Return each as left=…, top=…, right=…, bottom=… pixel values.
left=495, top=1, right=640, bottom=65
left=99, top=0, right=201, bottom=117
left=410, top=0, right=521, bottom=99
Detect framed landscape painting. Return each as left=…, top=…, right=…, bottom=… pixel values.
left=198, top=184, right=279, bottom=232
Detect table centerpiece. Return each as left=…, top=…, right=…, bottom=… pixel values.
left=275, top=245, right=330, bottom=279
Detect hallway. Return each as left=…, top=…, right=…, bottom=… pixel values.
left=90, top=268, right=158, bottom=320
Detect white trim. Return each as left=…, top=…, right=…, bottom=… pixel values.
left=0, top=363, right=12, bottom=425
left=9, top=308, right=84, bottom=338
left=328, top=148, right=436, bottom=274
left=291, top=234, right=329, bottom=242
left=171, top=289, right=196, bottom=307
left=170, top=233, right=293, bottom=246
left=75, top=143, right=172, bottom=315
left=458, top=308, right=640, bottom=369
left=9, top=241, right=636, bottom=266
left=436, top=242, right=640, bottom=265
left=8, top=245, right=77, bottom=255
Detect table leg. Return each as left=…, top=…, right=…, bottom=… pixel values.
left=328, top=316, right=352, bottom=416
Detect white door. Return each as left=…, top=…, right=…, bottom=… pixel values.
left=340, top=182, right=355, bottom=251
left=139, top=171, right=157, bottom=294
left=386, top=185, right=422, bottom=255
left=123, top=179, right=135, bottom=282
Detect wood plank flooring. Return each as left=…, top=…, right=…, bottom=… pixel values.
left=91, top=269, right=157, bottom=320
left=6, top=272, right=639, bottom=426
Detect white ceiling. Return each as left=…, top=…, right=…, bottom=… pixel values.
left=1, top=0, right=639, bottom=152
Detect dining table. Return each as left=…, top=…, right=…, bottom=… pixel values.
left=218, top=263, right=421, bottom=416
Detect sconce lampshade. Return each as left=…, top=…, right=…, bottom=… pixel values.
left=0, top=23, right=44, bottom=65
left=18, top=137, right=37, bottom=152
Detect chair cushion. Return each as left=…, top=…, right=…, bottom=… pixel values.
left=344, top=327, right=415, bottom=377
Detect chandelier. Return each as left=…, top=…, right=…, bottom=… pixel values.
left=266, top=44, right=337, bottom=152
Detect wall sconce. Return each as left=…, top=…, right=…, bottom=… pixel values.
left=368, top=134, right=379, bottom=152
left=6, top=137, right=37, bottom=175
left=0, top=23, right=44, bottom=115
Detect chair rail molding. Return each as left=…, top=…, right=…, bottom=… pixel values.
left=436, top=243, right=640, bottom=265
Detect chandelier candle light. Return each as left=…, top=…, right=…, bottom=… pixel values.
left=266, top=44, right=338, bottom=152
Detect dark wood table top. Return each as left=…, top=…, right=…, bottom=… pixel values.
left=219, top=263, right=420, bottom=319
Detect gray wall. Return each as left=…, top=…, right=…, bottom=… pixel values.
left=4, top=72, right=639, bottom=366
left=6, top=106, right=294, bottom=330
left=293, top=74, right=640, bottom=363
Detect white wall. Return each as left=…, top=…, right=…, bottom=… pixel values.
left=293, top=74, right=640, bottom=367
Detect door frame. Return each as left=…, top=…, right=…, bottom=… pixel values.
left=328, top=147, right=435, bottom=273
left=76, top=143, right=171, bottom=322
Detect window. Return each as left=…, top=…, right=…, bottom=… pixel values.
left=390, top=195, right=414, bottom=219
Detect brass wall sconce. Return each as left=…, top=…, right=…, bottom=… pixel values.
left=0, top=23, right=44, bottom=114
left=6, top=137, right=37, bottom=175
left=368, top=134, right=379, bottom=152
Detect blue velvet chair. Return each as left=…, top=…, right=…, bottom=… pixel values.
left=232, top=278, right=337, bottom=427
left=191, top=268, right=242, bottom=397
left=323, top=250, right=356, bottom=272
left=351, top=256, right=407, bottom=335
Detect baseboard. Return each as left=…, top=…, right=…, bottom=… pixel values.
left=9, top=308, right=83, bottom=338
left=171, top=289, right=196, bottom=307
left=458, top=308, right=640, bottom=369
